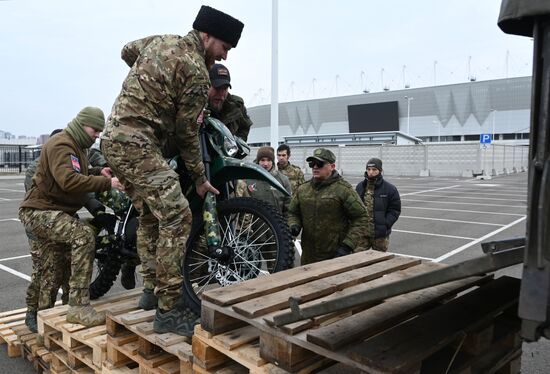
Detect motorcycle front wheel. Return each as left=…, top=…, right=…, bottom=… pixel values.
left=182, top=197, right=294, bottom=314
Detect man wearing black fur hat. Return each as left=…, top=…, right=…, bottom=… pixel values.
left=355, top=158, right=401, bottom=252
left=101, top=5, right=244, bottom=336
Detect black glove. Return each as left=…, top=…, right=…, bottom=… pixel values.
left=335, top=244, right=353, bottom=258
left=91, top=212, right=117, bottom=233
left=290, top=225, right=301, bottom=237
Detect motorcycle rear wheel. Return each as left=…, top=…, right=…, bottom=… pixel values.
left=90, top=249, right=122, bottom=300
left=182, top=197, right=294, bottom=314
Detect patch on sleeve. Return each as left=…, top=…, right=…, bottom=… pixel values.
left=70, top=155, right=81, bottom=173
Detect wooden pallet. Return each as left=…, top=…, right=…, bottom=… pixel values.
left=38, top=287, right=144, bottom=373
left=192, top=324, right=335, bottom=373
left=105, top=307, right=193, bottom=374
left=0, top=306, right=37, bottom=358
left=198, top=251, right=522, bottom=373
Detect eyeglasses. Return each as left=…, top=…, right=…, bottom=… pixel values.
left=308, top=160, right=326, bottom=168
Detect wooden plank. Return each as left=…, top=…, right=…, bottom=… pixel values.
left=201, top=307, right=247, bottom=335
left=348, top=276, right=520, bottom=374
left=121, top=310, right=156, bottom=325
left=307, top=275, right=488, bottom=350
left=0, top=307, right=28, bottom=319
left=263, top=261, right=443, bottom=326
left=259, top=331, right=319, bottom=372
left=212, top=325, right=260, bottom=351
left=192, top=335, right=231, bottom=369
left=233, top=257, right=420, bottom=318
left=202, top=251, right=395, bottom=306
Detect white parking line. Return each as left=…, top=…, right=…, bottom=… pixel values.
left=406, top=206, right=525, bottom=216
left=0, top=254, right=31, bottom=262
left=399, top=215, right=506, bottom=227
left=422, top=190, right=523, bottom=198
left=392, top=229, right=475, bottom=240
left=0, top=218, right=20, bottom=222
left=406, top=194, right=525, bottom=202
left=434, top=216, right=527, bottom=262
left=0, top=197, right=14, bottom=201
left=389, top=252, right=435, bottom=261
left=401, top=185, right=460, bottom=196
left=0, top=188, right=25, bottom=193
left=0, top=263, right=30, bottom=282
left=403, top=199, right=525, bottom=209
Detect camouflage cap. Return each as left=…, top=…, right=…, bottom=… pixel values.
left=306, top=148, right=336, bottom=164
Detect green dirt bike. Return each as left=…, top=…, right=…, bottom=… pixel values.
left=89, top=117, right=294, bottom=307
left=172, top=116, right=294, bottom=314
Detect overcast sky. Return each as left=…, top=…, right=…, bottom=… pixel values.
left=0, top=0, right=534, bottom=137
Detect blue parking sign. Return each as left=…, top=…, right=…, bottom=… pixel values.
left=480, top=134, right=492, bottom=144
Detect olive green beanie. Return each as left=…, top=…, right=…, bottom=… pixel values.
left=74, top=106, right=105, bottom=131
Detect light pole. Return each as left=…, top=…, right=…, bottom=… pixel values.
left=491, top=109, right=497, bottom=142
left=433, top=120, right=440, bottom=142
left=404, top=96, right=414, bottom=135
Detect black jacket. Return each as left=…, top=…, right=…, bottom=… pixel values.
left=356, top=176, right=401, bottom=238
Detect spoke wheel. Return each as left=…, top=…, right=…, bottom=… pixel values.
left=182, top=197, right=294, bottom=314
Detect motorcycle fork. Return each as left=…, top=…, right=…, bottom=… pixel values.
left=199, top=126, right=226, bottom=258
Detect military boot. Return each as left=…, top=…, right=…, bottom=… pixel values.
left=138, top=288, right=158, bottom=310
left=153, top=307, right=200, bottom=337
left=120, top=264, right=136, bottom=290
left=66, top=305, right=105, bottom=327
left=25, top=311, right=38, bottom=333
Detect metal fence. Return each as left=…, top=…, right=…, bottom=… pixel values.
left=0, top=145, right=40, bottom=174
left=249, top=143, right=530, bottom=177
left=1, top=142, right=528, bottom=178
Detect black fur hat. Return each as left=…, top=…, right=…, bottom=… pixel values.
left=193, top=6, right=244, bottom=47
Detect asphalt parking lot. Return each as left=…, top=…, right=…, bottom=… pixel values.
left=0, top=172, right=548, bottom=373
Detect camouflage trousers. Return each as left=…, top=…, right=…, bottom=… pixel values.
left=365, top=236, right=390, bottom=252
left=19, top=208, right=96, bottom=306
left=25, top=237, right=70, bottom=312
left=102, top=139, right=192, bottom=311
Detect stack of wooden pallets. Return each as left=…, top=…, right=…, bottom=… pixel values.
left=37, top=288, right=144, bottom=374
left=194, top=251, right=522, bottom=374
left=104, top=307, right=193, bottom=374
left=0, top=251, right=524, bottom=373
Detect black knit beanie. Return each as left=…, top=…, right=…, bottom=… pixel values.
left=366, top=158, right=383, bottom=171
left=193, top=5, right=244, bottom=47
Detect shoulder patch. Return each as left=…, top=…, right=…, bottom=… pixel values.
left=70, top=155, right=81, bottom=173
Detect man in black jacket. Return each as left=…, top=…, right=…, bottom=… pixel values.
left=355, top=158, right=401, bottom=252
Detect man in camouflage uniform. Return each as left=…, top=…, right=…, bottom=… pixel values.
left=236, top=146, right=291, bottom=216
left=277, top=144, right=305, bottom=194
left=355, top=158, right=401, bottom=252
left=23, top=129, right=71, bottom=332
left=288, top=148, right=368, bottom=265
left=19, top=107, right=124, bottom=328
left=101, top=6, right=244, bottom=336
left=207, top=63, right=253, bottom=141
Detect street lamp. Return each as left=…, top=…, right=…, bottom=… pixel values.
left=491, top=109, right=497, bottom=142
left=433, top=120, right=440, bottom=142
left=404, top=96, right=414, bottom=135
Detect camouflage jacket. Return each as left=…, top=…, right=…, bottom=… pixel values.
left=288, top=171, right=368, bottom=265
left=277, top=162, right=305, bottom=194
left=235, top=168, right=291, bottom=217
left=209, top=94, right=253, bottom=141
left=103, top=31, right=209, bottom=183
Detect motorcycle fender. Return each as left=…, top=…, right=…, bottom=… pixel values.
left=210, top=157, right=290, bottom=196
